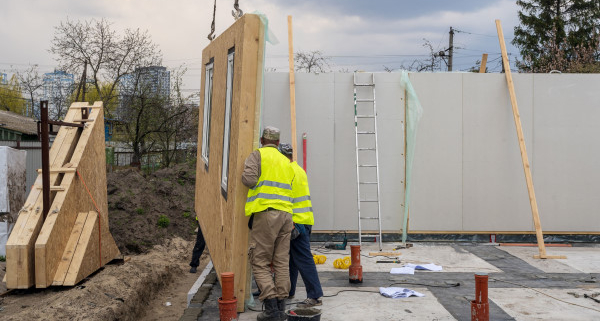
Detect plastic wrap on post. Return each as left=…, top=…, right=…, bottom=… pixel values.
left=253, top=11, right=279, bottom=150
left=400, top=71, right=423, bottom=244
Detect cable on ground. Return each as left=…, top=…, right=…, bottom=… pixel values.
left=490, top=278, right=600, bottom=313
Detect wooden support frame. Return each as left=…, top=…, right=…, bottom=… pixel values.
left=5, top=102, right=121, bottom=289
left=479, top=53, right=488, bottom=73
left=288, top=15, right=298, bottom=162
left=495, top=20, right=565, bottom=260
left=195, top=14, right=265, bottom=312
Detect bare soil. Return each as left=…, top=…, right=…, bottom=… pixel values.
left=0, top=163, right=205, bottom=320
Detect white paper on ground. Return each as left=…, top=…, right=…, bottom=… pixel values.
left=390, top=267, right=415, bottom=274
left=379, top=287, right=425, bottom=298
left=405, top=263, right=443, bottom=271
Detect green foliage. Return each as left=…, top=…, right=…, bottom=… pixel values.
left=513, top=0, right=600, bottom=72
left=157, top=215, right=170, bottom=228
left=177, top=179, right=185, bottom=186
left=183, top=211, right=191, bottom=218
left=0, top=74, right=27, bottom=114
left=135, top=207, right=145, bottom=215
left=0, top=255, right=6, bottom=262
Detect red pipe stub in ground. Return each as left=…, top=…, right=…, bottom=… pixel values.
left=349, top=245, right=363, bottom=283
left=219, top=272, right=238, bottom=321
left=471, top=273, right=489, bottom=321
left=221, top=272, right=235, bottom=301
left=218, top=297, right=238, bottom=321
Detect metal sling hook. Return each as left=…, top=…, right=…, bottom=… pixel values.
left=208, top=0, right=216, bottom=41
left=232, top=0, right=243, bottom=20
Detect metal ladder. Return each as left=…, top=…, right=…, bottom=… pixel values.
left=353, top=73, right=383, bottom=251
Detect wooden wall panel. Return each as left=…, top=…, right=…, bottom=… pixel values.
left=195, top=14, right=264, bottom=312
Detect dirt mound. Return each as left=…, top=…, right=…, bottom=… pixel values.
left=107, top=163, right=198, bottom=255
left=0, top=237, right=196, bottom=321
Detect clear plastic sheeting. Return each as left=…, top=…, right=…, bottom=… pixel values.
left=401, top=71, right=423, bottom=245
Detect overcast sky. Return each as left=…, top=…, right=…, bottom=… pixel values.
left=0, top=0, right=520, bottom=93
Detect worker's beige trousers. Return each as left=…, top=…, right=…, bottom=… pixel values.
left=249, top=210, right=294, bottom=301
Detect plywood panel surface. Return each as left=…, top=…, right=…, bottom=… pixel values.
left=195, top=14, right=264, bottom=312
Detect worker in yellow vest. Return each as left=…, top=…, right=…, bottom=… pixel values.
left=278, top=143, right=323, bottom=308
left=242, top=126, right=295, bottom=321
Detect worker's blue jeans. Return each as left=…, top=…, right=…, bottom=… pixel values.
left=289, top=224, right=323, bottom=299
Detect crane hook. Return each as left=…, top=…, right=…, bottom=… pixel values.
left=232, top=0, right=243, bottom=20
left=208, top=0, right=216, bottom=41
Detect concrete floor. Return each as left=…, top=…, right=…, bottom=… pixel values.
left=196, top=242, right=600, bottom=320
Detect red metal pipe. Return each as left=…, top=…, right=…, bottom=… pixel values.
left=218, top=272, right=237, bottom=321
left=302, top=132, right=307, bottom=172
left=349, top=245, right=363, bottom=283
left=471, top=273, right=489, bottom=321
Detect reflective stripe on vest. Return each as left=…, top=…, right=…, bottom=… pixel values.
left=245, top=147, right=295, bottom=216
left=290, top=162, right=314, bottom=225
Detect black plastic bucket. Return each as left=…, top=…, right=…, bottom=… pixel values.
left=285, top=307, right=322, bottom=321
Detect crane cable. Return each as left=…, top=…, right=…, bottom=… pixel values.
left=208, top=1, right=244, bottom=41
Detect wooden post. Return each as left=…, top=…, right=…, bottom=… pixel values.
left=495, top=20, right=565, bottom=260
left=288, top=15, right=298, bottom=162
left=479, top=53, right=488, bottom=73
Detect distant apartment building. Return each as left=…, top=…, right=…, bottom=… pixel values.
left=118, top=66, right=170, bottom=119
left=43, top=70, right=75, bottom=119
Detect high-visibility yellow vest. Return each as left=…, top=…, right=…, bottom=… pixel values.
left=245, top=147, right=295, bottom=216
left=290, top=161, right=314, bottom=225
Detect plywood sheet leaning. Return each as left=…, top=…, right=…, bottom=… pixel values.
left=5, top=102, right=121, bottom=289
left=195, top=14, right=265, bottom=312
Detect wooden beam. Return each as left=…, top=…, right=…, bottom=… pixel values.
left=369, top=252, right=401, bottom=257
left=496, top=20, right=559, bottom=260
left=288, top=15, right=298, bottom=162
left=36, top=168, right=77, bottom=174
left=479, top=53, right=488, bottom=73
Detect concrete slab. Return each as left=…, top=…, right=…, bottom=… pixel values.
left=497, top=246, right=600, bottom=273
left=313, top=242, right=501, bottom=273
left=490, top=287, right=600, bottom=320
left=240, top=287, right=456, bottom=321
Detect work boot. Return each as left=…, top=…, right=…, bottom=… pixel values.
left=257, top=298, right=279, bottom=321
left=277, top=298, right=287, bottom=320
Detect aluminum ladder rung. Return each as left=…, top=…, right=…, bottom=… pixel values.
left=353, top=72, right=382, bottom=251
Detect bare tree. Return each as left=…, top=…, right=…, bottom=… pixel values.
left=50, top=18, right=162, bottom=118
left=295, top=50, right=331, bottom=73
left=14, top=64, right=44, bottom=118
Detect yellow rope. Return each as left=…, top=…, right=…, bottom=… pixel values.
left=333, top=256, right=351, bottom=269
left=312, top=254, right=327, bottom=264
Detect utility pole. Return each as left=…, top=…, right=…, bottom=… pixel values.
left=448, top=26, right=454, bottom=71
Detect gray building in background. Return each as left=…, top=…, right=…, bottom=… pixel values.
left=118, top=66, right=170, bottom=119
left=42, top=70, right=75, bottom=120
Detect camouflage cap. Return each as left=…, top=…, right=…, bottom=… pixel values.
left=278, top=143, right=293, bottom=156
left=262, top=126, right=280, bottom=140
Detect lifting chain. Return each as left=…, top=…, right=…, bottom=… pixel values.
left=232, top=0, right=243, bottom=20
left=207, top=0, right=216, bottom=41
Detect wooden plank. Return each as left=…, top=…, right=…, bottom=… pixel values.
left=36, top=168, right=77, bottom=173
left=496, top=20, right=558, bottom=260
left=479, top=53, right=488, bottom=73
left=52, top=212, right=89, bottom=285
left=35, top=186, right=65, bottom=191
left=368, top=252, right=401, bottom=257
left=288, top=15, right=298, bottom=162
left=195, top=14, right=263, bottom=312
left=63, top=211, right=98, bottom=285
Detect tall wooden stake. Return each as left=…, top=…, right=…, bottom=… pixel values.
left=495, top=20, right=565, bottom=260
left=288, top=15, right=298, bottom=162
left=479, top=53, right=488, bottom=73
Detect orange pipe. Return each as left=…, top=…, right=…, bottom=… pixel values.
left=471, top=273, right=489, bottom=321
left=349, top=245, right=363, bottom=283
left=219, top=272, right=237, bottom=321
left=499, top=243, right=571, bottom=247
left=221, top=272, right=235, bottom=301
